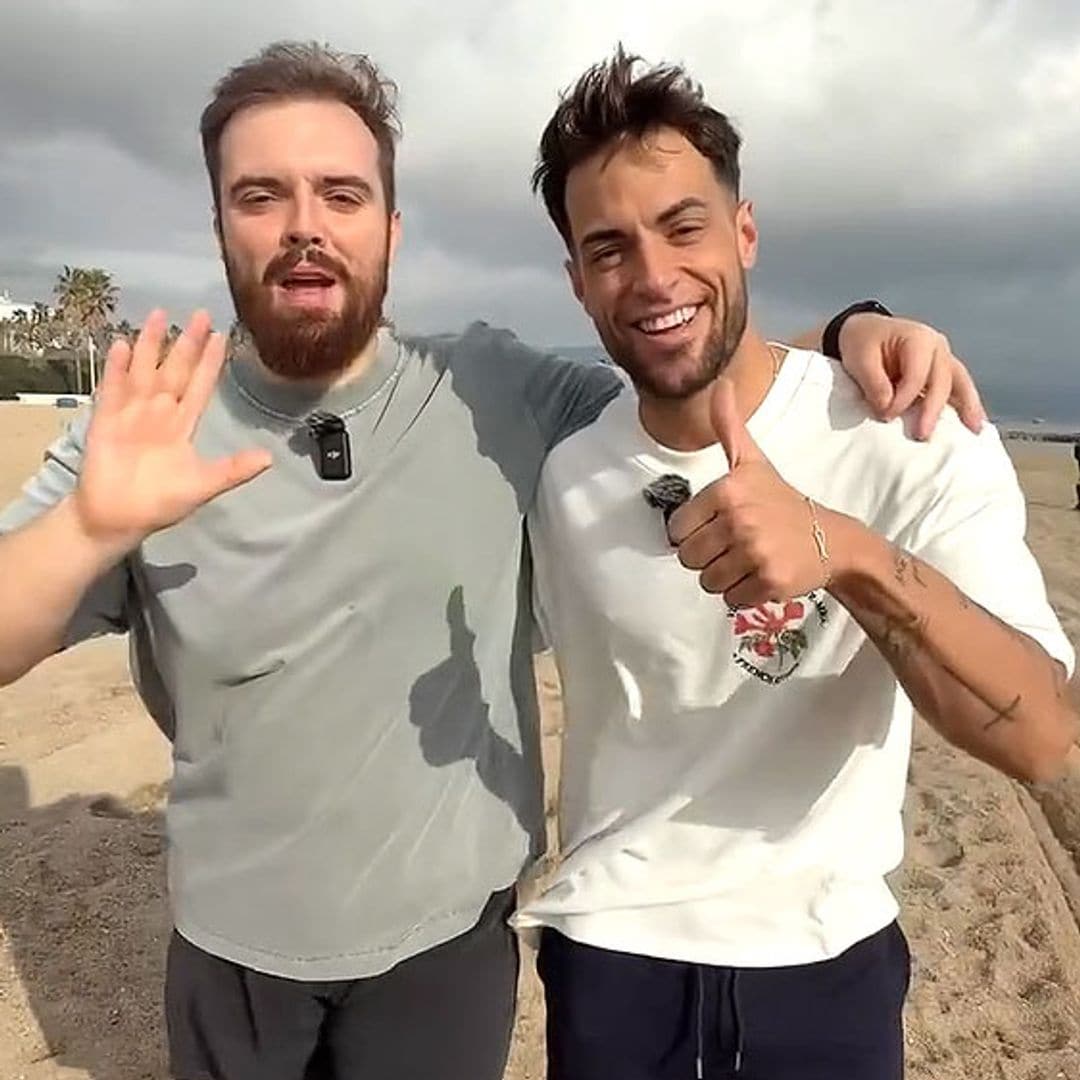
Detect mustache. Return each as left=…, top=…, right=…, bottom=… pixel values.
left=263, top=244, right=349, bottom=286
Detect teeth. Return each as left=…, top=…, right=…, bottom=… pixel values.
left=638, top=306, right=698, bottom=333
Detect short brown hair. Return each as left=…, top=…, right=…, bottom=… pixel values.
left=200, top=41, right=401, bottom=214
left=533, top=45, right=742, bottom=246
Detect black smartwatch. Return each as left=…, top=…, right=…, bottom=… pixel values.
left=821, top=299, right=893, bottom=361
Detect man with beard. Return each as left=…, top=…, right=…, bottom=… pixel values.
left=517, top=49, right=1077, bottom=1080
left=0, top=41, right=987, bottom=1080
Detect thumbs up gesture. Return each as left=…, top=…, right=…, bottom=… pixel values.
left=667, top=378, right=835, bottom=607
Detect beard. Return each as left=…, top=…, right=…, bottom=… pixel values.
left=600, top=268, right=749, bottom=400
left=225, top=235, right=389, bottom=380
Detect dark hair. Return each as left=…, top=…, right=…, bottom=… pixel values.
left=533, top=45, right=742, bottom=246
left=200, top=41, right=401, bottom=215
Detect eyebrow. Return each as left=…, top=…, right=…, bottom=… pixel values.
left=579, top=196, right=710, bottom=249
left=317, top=175, right=376, bottom=200
left=228, top=174, right=376, bottom=200
left=656, top=196, right=709, bottom=225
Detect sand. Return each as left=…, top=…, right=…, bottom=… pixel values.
left=0, top=402, right=1078, bottom=1080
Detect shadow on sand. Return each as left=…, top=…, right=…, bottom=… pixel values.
left=0, top=764, right=171, bottom=1078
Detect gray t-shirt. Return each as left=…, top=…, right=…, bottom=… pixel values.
left=0, top=322, right=621, bottom=979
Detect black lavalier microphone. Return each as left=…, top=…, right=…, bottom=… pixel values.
left=306, top=411, right=352, bottom=481
left=643, top=473, right=691, bottom=524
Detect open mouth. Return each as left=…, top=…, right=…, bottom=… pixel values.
left=633, top=304, right=702, bottom=337
left=280, top=267, right=337, bottom=291
left=276, top=265, right=340, bottom=308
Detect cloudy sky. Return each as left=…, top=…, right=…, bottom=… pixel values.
left=0, top=0, right=1076, bottom=416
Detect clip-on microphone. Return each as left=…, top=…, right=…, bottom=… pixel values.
left=306, top=411, right=352, bottom=481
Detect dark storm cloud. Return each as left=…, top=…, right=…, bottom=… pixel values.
left=0, top=0, right=1076, bottom=412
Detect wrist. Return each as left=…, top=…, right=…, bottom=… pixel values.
left=61, top=495, right=143, bottom=567
left=822, top=299, right=893, bottom=360
left=817, top=508, right=881, bottom=595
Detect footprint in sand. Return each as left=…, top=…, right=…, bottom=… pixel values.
left=911, top=835, right=965, bottom=870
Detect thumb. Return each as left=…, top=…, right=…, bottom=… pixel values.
left=710, top=377, right=761, bottom=469
left=859, top=364, right=895, bottom=420
left=198, top=448, right=273, bottom=503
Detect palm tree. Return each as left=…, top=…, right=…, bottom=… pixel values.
left=4, top=303, right=58, bottom=358
left=53, top=266, right=120, bottom=392
left=2, top=309, right=26, bottom=354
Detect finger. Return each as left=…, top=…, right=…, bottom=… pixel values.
left=158, top=310, right=213, bottom=400
left=126, top=310, right=169, bottom=396
left=676, top=516, right=732, bottom=571
left=178, top=331, right=229, bottom=434
left=882, top=336, right=931, bottom=421
left=196, top=448, right=273, bottom=502
left=845, top=347, right=896, bottom=419
left=93, top=337, right=133, bottom=415
left=700, top=550, right=754, bottom=596
left=668, top=483, right=725, bottom=546
left=709, top=377, right=760, bottom=468
left=912, top=348, right=952, bottom=441
left=946, top=356, right=987, bottom=433
left=724, top=573, right=770, bottom=610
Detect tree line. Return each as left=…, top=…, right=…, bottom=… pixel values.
left=0, top=267, right=241, bottom=398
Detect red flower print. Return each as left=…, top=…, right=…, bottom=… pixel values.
left=733, top=601, right=805, bottom=638
left=733, top=600, right=810, bottom=672
left=729, top=593, right=829, bottom=685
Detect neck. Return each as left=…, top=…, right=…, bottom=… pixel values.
left=639, top=327, right=779, bottom=451
left=251, top=329, right=382, bottom=391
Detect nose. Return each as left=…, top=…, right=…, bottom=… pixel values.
left=631, top=236, right=678, bottom=300
left=282, top=192, right=326, bottom=251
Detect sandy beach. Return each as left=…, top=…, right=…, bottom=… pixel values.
left=1, top=401, right=1078, bottom=1080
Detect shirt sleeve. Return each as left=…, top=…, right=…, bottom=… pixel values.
left=0, top=407, right=132, bottom=647
left=523, top=348, right=624, bottom=452
left=903, top=423, right=1075, bottom=677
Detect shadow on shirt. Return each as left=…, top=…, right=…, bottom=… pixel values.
left=408, top=584, right=543, bottom=845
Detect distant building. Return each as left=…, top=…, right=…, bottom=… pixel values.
left=0, top=289, right=43, bottom=354
left=0, top=289, right=34, bottom=322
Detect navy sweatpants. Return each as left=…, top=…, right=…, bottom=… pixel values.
left=538, top=921, right=911, bottom=1080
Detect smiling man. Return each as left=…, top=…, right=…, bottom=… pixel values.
left=0, top=40, right=990, bottom=1080
left=518, top=48, right=1078, bottom=1080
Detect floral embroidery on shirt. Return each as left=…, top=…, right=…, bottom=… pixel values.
left=728, top=593, right=829, bottom=685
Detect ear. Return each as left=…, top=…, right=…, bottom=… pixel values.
left=212, top=208, right=225, bottom=260
left=388, top=209, right=403, bottom=264
left=734, top=199, right=759, bottom=271
left=565, top=255, right=586, bottom=307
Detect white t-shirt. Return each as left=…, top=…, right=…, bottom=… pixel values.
left=515, top=347, right=1075, bottom=969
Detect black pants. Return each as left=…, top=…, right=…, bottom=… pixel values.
left=166, top=888, right=518, bottom=1080
left=538, top=921, right=911, bottom=1080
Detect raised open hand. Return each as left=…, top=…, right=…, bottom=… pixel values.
left=73, top=309, right=271, bottom=548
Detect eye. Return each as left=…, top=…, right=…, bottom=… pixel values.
left=672, top=223, right=704, bottom=240
left=240, top=191, right=275, bottom=208
left=592, top=247, right=621, bottom=267
left=327, top=190, right=363, bottom=208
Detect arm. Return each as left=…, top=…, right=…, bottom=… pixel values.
left=788, top=321, right=826, bottom=352
left=0, top=310, right=270, bottom=688
left=789, top=303, right=987, bottom=439
left=825, top=514, right=1075, bottom=783
left=0, top=499, right=132, bottom=686
left=669, top=380, right=1077, bottom=785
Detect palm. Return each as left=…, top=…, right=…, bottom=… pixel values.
left=74, top=310, right=270, bottom=543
